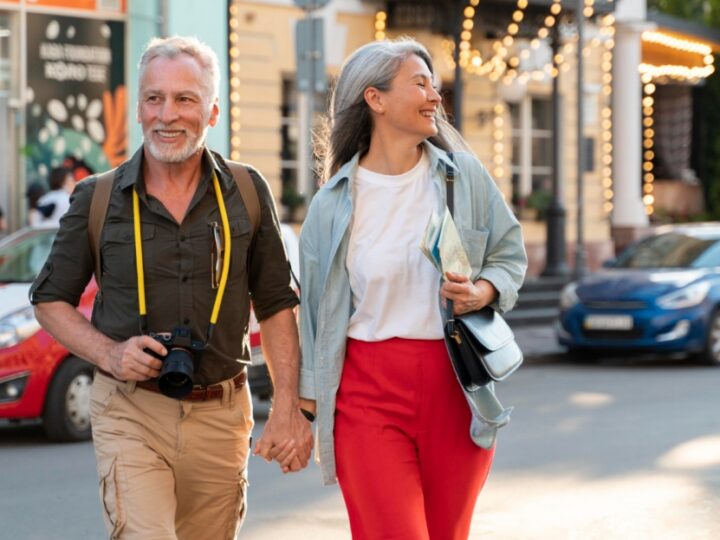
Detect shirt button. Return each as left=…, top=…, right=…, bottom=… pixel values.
left=183, top=317, right=190, bottom=325
left=181, top=275, right=188, bottom=282
left=180, top=235, right=186, bottom=241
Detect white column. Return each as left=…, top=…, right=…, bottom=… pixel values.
left=611, top=20, right=650, bottom=227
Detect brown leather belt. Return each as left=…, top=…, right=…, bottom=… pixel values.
left=97, top=369, right=247, bottom=402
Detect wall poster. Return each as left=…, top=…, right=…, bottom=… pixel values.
left=25, top=12, right=125, bottom=185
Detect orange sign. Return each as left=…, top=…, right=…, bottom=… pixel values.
left=24, top=0, right=126, bottom=13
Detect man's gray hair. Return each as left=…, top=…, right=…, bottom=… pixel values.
left=138, top=36, right=220, bottom=105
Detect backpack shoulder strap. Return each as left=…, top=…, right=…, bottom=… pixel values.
left=226, top=161, right=260, bottom=237
left=88, top=168, right=115, bottom=287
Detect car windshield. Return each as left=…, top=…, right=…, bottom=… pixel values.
left=0, top=229, right=57, bottom=283
left=614, top=231, right=720, bottom=269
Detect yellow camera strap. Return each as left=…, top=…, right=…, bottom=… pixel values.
left=132, top=170, right=231, bottom=341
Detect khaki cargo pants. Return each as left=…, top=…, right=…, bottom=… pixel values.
left=90, top=372, right=253, bottom=540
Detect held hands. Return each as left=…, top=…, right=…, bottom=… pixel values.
left=441, top=272, right=498, bottom=316
left=104, top=335, right=165, bottom=381
left=253, top=399, right=314, bottom=474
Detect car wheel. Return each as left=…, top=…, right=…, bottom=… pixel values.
left=704, top=309, right=720, bottom=366
left=43, top=356, right=94, bottom=442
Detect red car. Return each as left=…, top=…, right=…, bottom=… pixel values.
left=0, top=227, right=96, bottom=441
left=0, top=225, right=298, bottom=441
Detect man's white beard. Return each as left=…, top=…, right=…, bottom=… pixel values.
left=144, top=125, right=209, bottom=163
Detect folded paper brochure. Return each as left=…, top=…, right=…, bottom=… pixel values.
left=419, top=208, right=472, bottom=279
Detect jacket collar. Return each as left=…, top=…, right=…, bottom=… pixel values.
left=322, top=140, right=459, bottom=190
left=115, top=145, right=231, bottom=192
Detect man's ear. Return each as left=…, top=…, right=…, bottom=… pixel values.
left=208, top=100, right=219, bottom=127
left=364, top=87, right=385, bottom=114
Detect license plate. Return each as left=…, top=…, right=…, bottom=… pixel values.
left=583, top=314, right=634, bottom=330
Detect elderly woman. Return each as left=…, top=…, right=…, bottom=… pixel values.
left=298, top=38, right=527, bottom=540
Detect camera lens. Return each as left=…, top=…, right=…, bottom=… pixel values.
left=158, top=347, right=195, bottom=399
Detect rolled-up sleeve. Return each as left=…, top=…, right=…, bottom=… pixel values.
left=29, top=180, right=96, bottom=306
left=246, top=167, right=300, bottom=321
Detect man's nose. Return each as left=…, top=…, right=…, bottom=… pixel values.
left=159, top=101, right=179, bottom=123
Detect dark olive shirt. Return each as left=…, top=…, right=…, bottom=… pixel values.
left=30, top=146, right=299, bottom=386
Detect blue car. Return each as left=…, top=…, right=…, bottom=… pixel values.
left=557, top=223, right=720, bottom=364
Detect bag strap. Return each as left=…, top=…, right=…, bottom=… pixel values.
left=88, top=168, right=116, bottom=287
left=444, top=153, right=456, bottom=331
left=226, top=161, right=260, bottom=237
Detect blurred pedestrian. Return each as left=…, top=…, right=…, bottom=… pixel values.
left=298, top=38, right=527, bottom=539
left=0, top=205, right=6, bottom=237
left=36, top=167, right=74, bottom=226
left=25, top=181, right=47, bottom=227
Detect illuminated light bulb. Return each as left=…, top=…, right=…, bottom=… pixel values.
left=472, top=56, right=482, bottom=66
left=508, top=23, right=519, bottom=35
left=538, top=28, right=549, bottom=39
left=377, top=11, right=387, bottom=21
left=643, top=194, right=654, bottom=205
left=584, top=7, right=594, bottom=17
left=642, top=96, right=654, bottom=107
left=643, top=161, right=654, bottom=172
left=644, top=151, right=655, bottom=160
left=513, top=10, right=524, bottom=22
left=643, top=179, right=654, bottom=189
left=604, top=189, right=613, bottom=199
left=463, top=19, right=474, bottom=30
left=602, top=178, right=612, bottom=188
left=551, top=67, right=559, bottom=77
left=464, top=6, right=475, bottom=18
left=375, top=20, right=386, bottom=30
left=504, top=35, right=514, bottom=47
left=518, top=0, right=529, bottom=8
left=643, top=117, right=654, bottom=127
left=460, top=41, right=470, bottom=51
left=554, top=54, right=564, bottom=64
left=509, top=56, right=520, bottom=67
left=531, top=39, right=540, bottom=49
left=645, top=205, right=654, bottom=215
left=604, top=202, right=614, bottom=212
left=461, top=30, right=472, bottom=41
left=520, top=49, right=531, bottom=59
left=644, top=83, right=656, bottom=94
left=643, top=139, right=654, bottom=149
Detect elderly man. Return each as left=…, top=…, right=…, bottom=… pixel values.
left=30, top=36, right=312, bottom=539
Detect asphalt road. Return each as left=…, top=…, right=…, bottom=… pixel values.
left=2, top=353, right=719, bottom=539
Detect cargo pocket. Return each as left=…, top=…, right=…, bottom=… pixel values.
left=226, top=473, right=249, bottom=539
left=98, top=458, right=125, bottom=539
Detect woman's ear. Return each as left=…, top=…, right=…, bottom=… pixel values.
left=364, top=87, right=385, bottom=114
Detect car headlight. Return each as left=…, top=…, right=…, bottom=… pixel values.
left=657, top=281, right=711, bottom=309
left=559, top=282, right=580, bottom=309
left=0, top=305, right=42, bottom=348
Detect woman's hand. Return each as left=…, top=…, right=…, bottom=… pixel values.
left=441, top=272, right=498, bottom=315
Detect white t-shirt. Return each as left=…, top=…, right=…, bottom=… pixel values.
left=346, top=151, right=444, bottom=341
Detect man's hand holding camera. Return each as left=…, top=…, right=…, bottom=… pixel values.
left=104, top=335, right=165, bottom=381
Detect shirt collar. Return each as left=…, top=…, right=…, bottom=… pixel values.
left=323, top=141, right=458, bottom=190
left=115, top=145, right=229, bottom=192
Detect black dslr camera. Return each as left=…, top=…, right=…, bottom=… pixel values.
left=147, top=327, right=205, bottom=399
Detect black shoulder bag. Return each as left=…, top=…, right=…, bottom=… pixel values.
left=442, top=155, right=523, bottom=391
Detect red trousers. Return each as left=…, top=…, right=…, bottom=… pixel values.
left=335, top=338, right=495, bottom=540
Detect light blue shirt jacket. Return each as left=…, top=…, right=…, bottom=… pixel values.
left=299, top=142, right=528, bottom=485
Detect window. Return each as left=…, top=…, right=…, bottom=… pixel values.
left=509, top=97, right=553, bottom=217
left=280, top=79, right=327, bottom=219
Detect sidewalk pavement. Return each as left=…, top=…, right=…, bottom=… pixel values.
left=512, top=323, right=566, bottom=362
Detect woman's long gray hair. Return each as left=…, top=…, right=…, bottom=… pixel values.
left=317, top=37, right=471, bottom=181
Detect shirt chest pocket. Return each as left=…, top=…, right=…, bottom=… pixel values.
left=101, top=223, right=156, bottom=288
left=190, top=219, right=252, bottom=287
